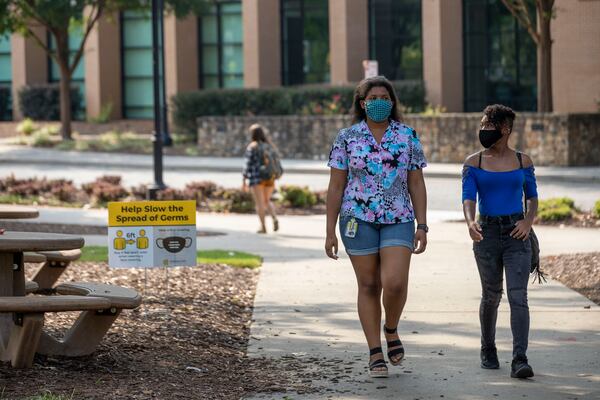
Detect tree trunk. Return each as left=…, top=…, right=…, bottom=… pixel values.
left=56, top=31, right=73, bottom=140
left=537, top=3, right=554, bottom=112
left=59, top=70, right=73, bottom=140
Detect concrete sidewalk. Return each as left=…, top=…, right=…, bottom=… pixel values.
left=243, top=216, right=600, bottom=400
left=6, top=206, right=600, bottom=398
left=1, top=144, right=599, bottom=183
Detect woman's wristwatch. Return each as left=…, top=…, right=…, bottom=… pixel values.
left=417, top=224, right=429, bottom=233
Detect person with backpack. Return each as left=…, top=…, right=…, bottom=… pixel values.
left=243, top=123, right=283, bottom=234
left=462, top=104, right=539, bottom=379
left=325, top=76, right=428, bottom=378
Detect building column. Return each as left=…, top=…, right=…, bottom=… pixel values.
left=164, top=14, right=198, bottom=100
left=243, top=0, right=281, bottom=88
left=10, top=27, right=48, bottom=120
left=551, top=0, right=600, bottom=113
left=84, top=12, right=122, bottom=120
left=422, top=0, right=463, bottom=111
left=329, top=0, right=369, bottom=84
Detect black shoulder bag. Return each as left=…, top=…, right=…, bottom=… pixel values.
left=517, top=152, right=546, bottom=284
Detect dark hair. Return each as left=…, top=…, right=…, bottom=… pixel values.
left=351, top=76, right=402, bottom=124
left=249, top=123, right=280, bottom=154
left=250, top=123, right=267, bottom=142
left=483, top=104, right=516, bottom=132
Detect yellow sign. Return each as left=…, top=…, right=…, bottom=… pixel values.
left=107, top=200, right=197, bottom=268
left=108, top=200, right=196, bottom=227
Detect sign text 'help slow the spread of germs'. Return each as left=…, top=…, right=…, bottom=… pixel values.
left=108, top=200, right=196, bottom=269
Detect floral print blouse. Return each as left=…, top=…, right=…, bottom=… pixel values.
left=328, top=120, right=427, bottom=224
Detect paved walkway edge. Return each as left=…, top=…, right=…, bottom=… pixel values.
left=1, top=144, right=599, bottom=183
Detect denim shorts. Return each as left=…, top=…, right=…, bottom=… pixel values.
left=339, top=216, right=415, bottom=256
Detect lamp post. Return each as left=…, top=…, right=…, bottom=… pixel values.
left=147, top=0, right=171, bottom=200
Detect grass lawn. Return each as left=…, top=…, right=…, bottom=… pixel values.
left=80, top=246, right=262, bottom=269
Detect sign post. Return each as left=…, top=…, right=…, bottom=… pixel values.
left=363, top=60, right=379, bottom=79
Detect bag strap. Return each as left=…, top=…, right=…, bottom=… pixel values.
left=257, top=142, right=267, bottom=163
left=516, top=151, right=524, bottom=169
left=478, top=151, right=483, bottom=169
left=516, top=151, right=528, bottom=213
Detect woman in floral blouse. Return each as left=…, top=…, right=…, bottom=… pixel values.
left=325, top=76, right=428, bottom=378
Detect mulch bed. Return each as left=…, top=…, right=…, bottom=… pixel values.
left=0, top=262, right=321, bottom=399
left=542, top=252, right=600, bottom=305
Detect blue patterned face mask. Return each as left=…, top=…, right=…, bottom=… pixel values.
left=365, top=99, right=393, bottom=122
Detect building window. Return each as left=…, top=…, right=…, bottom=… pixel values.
left=368, top=0, right=422, bottom=81
left=199, top=2, right=243, bottom=89
left=463, top=0, right=537, bottom=111
left=121, top=10, right=154, bottom=119
left=281, top=0, right=329, bottom=85
left=48, top=26, right=86, bottom=120
left=0, top=35, right=12, bottom=121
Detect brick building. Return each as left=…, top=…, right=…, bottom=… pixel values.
left=0, top=0, right=598, bottom=121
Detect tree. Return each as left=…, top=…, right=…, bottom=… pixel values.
left=500, top=0, right=555, bottom=112
left=0, top=0, right=206, bottom=140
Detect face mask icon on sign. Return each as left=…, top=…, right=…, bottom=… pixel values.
left=156, top=236, right=193, bottom=253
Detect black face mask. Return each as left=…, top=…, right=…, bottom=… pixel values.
left=479, top=129, right=503, bottom=148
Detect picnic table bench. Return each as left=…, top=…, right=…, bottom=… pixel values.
left=0, top=295, right=112, bottom=368
left=37, top=282, right=142, bottom=357
left=24, top=249, right=82, bottom=292
left=0, top=206, right=39, bottom=220
left=1, top=283, right=141, bottom=366
left=0, top=231, right=142, bottom=368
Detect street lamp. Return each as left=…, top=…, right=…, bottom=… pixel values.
left=147, top=0, right=172, bottom=200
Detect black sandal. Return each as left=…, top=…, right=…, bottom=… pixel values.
left=384, top=325, right=405, bottom=366
left=368, top=346, right=388, bottom=378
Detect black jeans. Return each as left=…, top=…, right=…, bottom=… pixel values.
left=473, top=213, right=531, bottom=359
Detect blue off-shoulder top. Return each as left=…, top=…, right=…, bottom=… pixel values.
left=462, top=166, right=538, bottom=217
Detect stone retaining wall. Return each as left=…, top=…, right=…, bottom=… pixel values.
left=197, top=113, right=600, bottom=166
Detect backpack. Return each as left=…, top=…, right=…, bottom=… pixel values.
left=257, top=143, right=284, bottom=180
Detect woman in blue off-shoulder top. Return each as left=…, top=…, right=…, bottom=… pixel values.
left=462, top=104, right=538, bottom=380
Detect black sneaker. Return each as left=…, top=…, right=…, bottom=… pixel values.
left=511, top=355, right=534, bottom=379
left=480, top=348, right=500, bottom=369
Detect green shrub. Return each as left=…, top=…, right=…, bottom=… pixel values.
left=222, top=189, right=255, bottom=213
left=538, top=205, right=573, bottom=221
left=30, top=128, right=56, bottom=147
left=88, top=102, right=113, bottom=124
left=18, top=84, right=83, bottom=121
left=171, top=80, right=425, bottom=134
left=75, top=131, right=151, bottom=153
left=279, top=185, right=317, bottom=208
left=0, top=86, right=11, bottom=121
left=538, top=197, right=576, bottom=222
left=16, top=118, right=37, bottom=136
left=593, top=200, right=600, bottom=218
left=539, top=197, right=576, bottom=213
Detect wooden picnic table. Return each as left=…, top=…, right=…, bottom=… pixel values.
left=0, top=231, right=84, bottom=364
left=0, top=206, right=39, bottom=220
